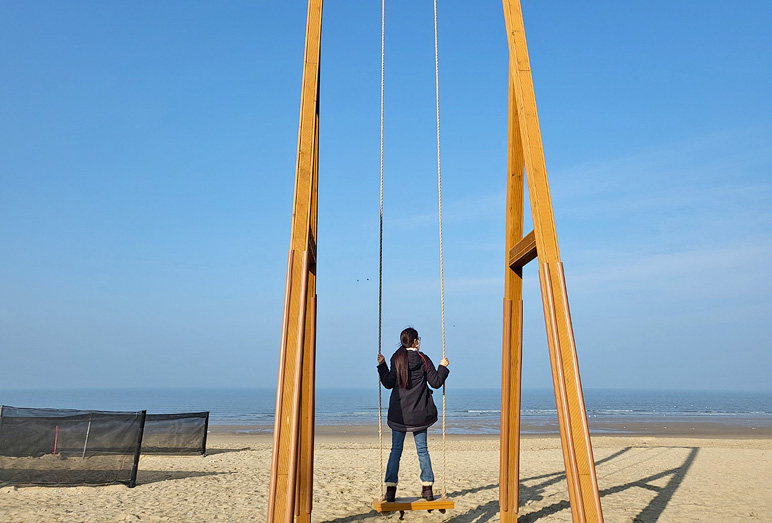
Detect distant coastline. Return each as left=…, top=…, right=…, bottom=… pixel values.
left=2, top=387, right=770, bottom=437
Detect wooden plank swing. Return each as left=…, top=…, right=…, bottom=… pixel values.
left=266, top=0, right=604, bottom=522
left=372, top=497, right=454, bottom=519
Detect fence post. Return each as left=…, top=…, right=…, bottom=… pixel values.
left=129, top=411, right=146, bottom=488
left=82, top=414, right=93, bottom=459
left=201, top=412, right=210, bottom=455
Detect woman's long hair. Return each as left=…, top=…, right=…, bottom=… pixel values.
left=394, top=327, right=418, bottom=388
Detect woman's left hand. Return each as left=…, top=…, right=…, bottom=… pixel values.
left=440, top=357, right=449, bottom=367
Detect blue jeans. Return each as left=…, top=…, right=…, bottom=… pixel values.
left=384, top=429, right=434, bottom=486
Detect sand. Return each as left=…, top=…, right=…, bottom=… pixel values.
left=1, top=428, right=771, bottom=522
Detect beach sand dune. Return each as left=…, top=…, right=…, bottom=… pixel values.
left=1, top=433, right=771, bottom=522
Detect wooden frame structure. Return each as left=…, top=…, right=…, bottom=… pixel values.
left=266, top=1, right=320, bottom=521
left=267, top=1, right=604, bottom=522
left=499, top=1, right=604, bottom=522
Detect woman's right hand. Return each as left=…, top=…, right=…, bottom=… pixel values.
left=377, top=354, right=385, bottom=365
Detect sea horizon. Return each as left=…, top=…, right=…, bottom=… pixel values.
left=2, top=387, right=771, bottom=435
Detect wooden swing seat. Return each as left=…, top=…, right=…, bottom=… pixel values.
left=373, top=497, right=454, bottom=513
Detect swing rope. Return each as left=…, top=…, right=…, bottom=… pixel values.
left=377, top=0, right=385, bottom=502
left=377, top=0, right=448, bottom=501
left=432, top=0, right=448, bottom=499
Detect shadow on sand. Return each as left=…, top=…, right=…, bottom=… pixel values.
left=319, top=446, right=699, bottom=523
left=136, top=469, right=230, bottom=486
left=204, top=447, right=252, bottom=455
left=0, top=469, right=227, bottom=488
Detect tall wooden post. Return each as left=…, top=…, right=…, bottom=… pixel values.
left=500, top=77, right=526, bottom=523
left=500, top=1, right=604, bottom=522
left=267, top=1, right=322, bottom=522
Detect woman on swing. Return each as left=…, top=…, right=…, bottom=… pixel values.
left=377, top=327, right=450, bottom=502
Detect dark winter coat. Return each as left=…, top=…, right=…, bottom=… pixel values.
left=377, top=348, right=450, bottom=432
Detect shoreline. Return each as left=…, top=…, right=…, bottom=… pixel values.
left=208, top=417, right=772, bottom=439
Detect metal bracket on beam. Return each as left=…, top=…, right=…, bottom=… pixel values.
left=508, top=230, right=537, bottom=269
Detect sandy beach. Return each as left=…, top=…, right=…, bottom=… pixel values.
left=1, top=422, right=771, bottom=522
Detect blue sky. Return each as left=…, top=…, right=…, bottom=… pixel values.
left=1, top=1, right=770, bottom=391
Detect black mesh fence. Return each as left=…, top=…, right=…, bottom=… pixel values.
left=142, top=412, right=209, bottom=454
left=0, top=405, right=145, bottom=487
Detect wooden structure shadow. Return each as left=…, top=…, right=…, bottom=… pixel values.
left=517, top=447, right=699, bottom=523
left=315, top=447, right=691, bottom=523
left=267, top=1, right=604, bottom=522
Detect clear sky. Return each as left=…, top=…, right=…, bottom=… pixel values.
left=1, top=1, right=770, bottom=391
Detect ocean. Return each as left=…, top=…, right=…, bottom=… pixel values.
left=1, top=388, right=770, bottom=435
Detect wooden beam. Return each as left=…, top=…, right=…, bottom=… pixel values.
left=500, top=300, right=512, bottom=513
left=500, top=43, right=526, bottom=523
left=267, top=1, right=322, bottom=522
left=267, top=250, right=295, bottom=520
left=296, top=293, right=317, bottom=522
left=285, top=252, right=310, bottom=520
left=539, top=263, right=584, bottom=519
left=508, top=230, right=537, bottom=269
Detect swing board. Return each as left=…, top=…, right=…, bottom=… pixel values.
left=373, top=497, right=454, bottom=513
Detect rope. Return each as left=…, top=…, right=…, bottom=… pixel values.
left=377, top=0, right=447, bottom=500
left=377, top=0, right=385, bottom=501
left=432, top=0, right=448, bottom=499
